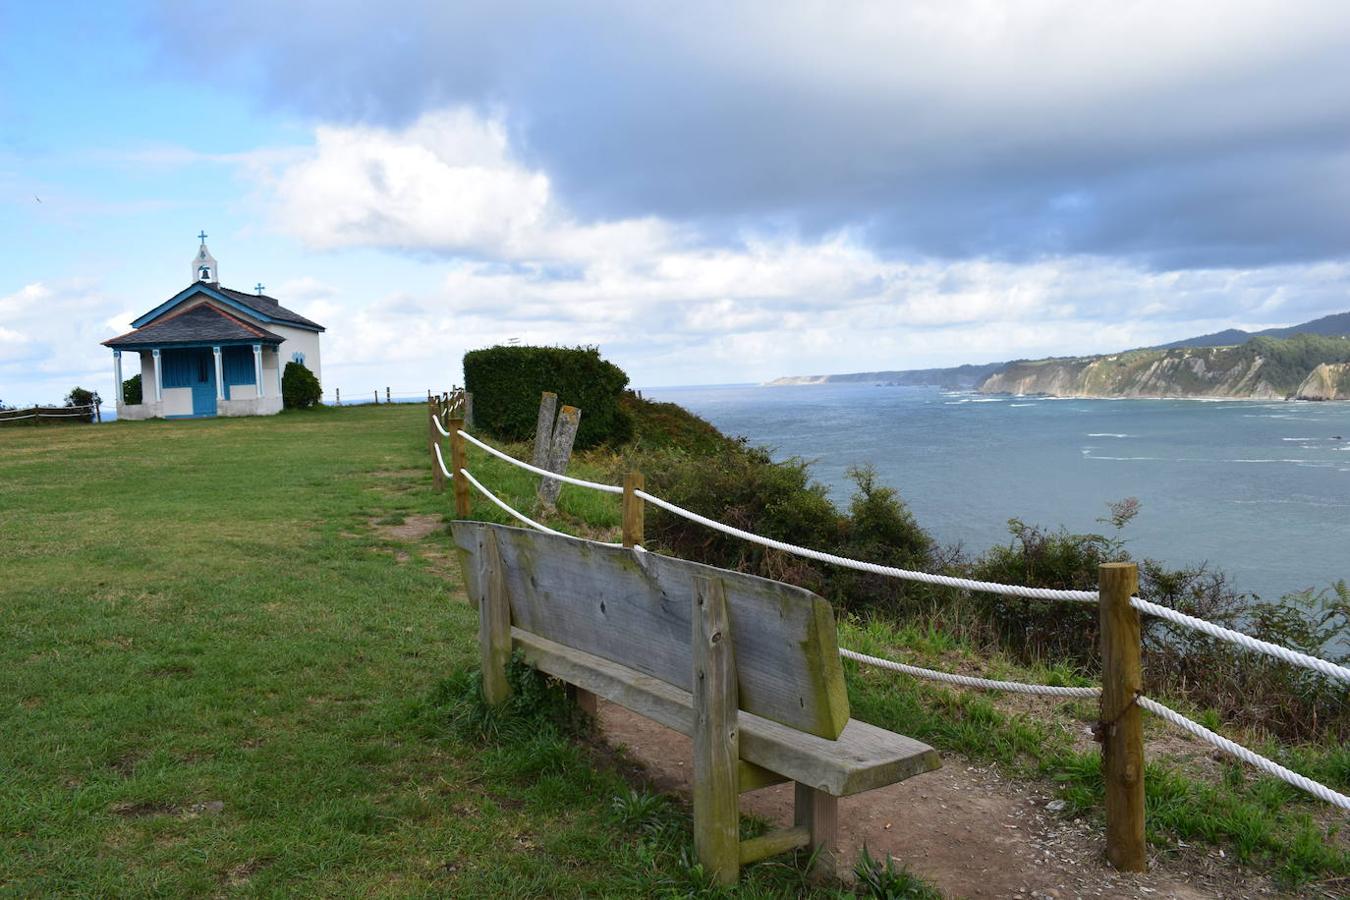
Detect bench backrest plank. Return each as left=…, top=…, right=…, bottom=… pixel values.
left=453, top=522, right=849, bottom=740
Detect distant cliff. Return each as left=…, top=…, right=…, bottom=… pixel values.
left=766, top=362, right=1005, bottom=389
left=1295, top=362, right=1350, bottom=400
left=768, top=310, right=1350, bottom=399
left=978, top=335, right=1350, bottom=399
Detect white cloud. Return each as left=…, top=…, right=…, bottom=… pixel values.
left=242, top=109, right=1350, bottom=391
left=0, top=281, right=122, bottom=402
left=267, top=108, right=675, bottom=263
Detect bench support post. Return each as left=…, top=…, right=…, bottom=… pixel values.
left=692, top=575, right=739, bottom=886
left=794, top=782, right=838, bottom=879
left=479, top=530, right=512, bottom=705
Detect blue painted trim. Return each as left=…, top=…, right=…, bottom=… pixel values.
left=131, top=284, right=324, bottom=332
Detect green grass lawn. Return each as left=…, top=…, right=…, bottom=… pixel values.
left=5, top=405, right=1342, bottom=895
left=0, top=407, right=857, bottom=897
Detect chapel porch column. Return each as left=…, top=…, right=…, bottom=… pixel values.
left=253, top=344, right=264, bottom=396
left=275, top=349, right=284, bottom=398
left=113, top=351, right=123, bottom=406
left=151, top=348, right=163, bottom=402
left=212, top=345, right=224, bottom=401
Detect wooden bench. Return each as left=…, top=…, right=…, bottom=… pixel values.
left=453, top=521, right=940, bottom=885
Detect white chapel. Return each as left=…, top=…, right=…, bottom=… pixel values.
left=104, top=235, right=324, bottom=419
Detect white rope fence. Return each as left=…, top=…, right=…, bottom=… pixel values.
left=432, top=443, right=454, bottom=480
left=432, top=415, right=450, bottom=438
left=1131, top=596, right=1350, bottom=684
left=1137, top=696, right=1350, bottom=811
left=457, top=430, right=624, bottom=495
left=634, top=489, right=1100, bottom=603
left=441, top=427, right=1350, bottom=810
left=459, top=466, right=567, bottom=537
left=840, top=648, right=1100, bottom=697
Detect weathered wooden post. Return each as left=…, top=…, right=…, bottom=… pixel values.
left=463, top=390, right=474, bottom=428
left=538, top=406, right=580, bottom=508
left=374, top=389, right=379, bottom=405
left=428, top=399, right=445, bottom=493
left=386, top=386, right=391, bottom=404
left=692, top=575, right=739, bottom=885
left=532, top=392, right=558, bottom=468
left=1099, top=561, right=1146, bottom=872
left=623, top=470, right=645, bottom=548
left=479, top=530, right=512, bottom=704
left=335, top=387, right=340, bottom=406
left=449, top=417, right=471, bottom=518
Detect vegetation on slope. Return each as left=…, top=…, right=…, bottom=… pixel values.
left=459, top=401, right=1348, bottom=888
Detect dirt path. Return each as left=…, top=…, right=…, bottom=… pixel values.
left=597, top=702, right=1283, bottom=899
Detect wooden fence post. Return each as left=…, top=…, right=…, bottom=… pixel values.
left=623, top=470, right=645, bottom=548
left=480, top=530, right=512, bottom=705
left=374, top=390, right=379, bottom=405
left=538, top=406, right=580, bottom=508
left=532, top=392, right=558, bottom=468
left=449, top=417, right=470, bottom=518
left=428, top=400, right=445, bottom=493
left=94, top=400, right=101, bottom=424
left=463, top=391, right=474, bottom=428
left=1099, top=561, right=1146, bottom=872
left=386, top=386, right=391, bottom=404
left=692, top=575, right=739, bottom=886
left=335, top=387, right=340, bottom=406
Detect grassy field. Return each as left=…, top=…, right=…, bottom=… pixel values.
left=0, top=406, right=872, bottom=897
left=3, top=404, right=1345, bottom=895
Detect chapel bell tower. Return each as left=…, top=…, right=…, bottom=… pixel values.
left=192, top=230, right=218, bottom=283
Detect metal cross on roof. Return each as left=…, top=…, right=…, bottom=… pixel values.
left=254, top=282, right=265, bottom=295
left=198, top=230, right=208, bottom=243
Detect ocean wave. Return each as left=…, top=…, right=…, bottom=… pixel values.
left=1087, top=432, right=1130, bottom=438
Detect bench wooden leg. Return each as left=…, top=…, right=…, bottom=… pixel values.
left=693, top=576, right=739, bottom=886
left=480, top=531, right=512, bottom=705
left=794, top=782, right=838, bottom=879
left=565, top=684, right=598, bottom=716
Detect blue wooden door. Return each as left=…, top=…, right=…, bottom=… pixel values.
left=190, top=350, right=217, bottom=416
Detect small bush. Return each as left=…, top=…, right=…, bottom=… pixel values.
left=282, top=361, right=322, bottom=409
left=463, top=345, right=632, bottom=450
left=64, top=386, right=101, bottom=423
left=122, top=374, right=142, bottom=405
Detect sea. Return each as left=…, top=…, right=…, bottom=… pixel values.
left=642, top=383, right=1350, bottom=603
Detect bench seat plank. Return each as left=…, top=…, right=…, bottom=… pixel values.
left=515, top=628, right=941, bottom=796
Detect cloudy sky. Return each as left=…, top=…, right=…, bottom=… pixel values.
left=4, top=1, right=1350, bottom=404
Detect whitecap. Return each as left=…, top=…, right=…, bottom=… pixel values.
left=1087, top=433, right=1130, bottom=438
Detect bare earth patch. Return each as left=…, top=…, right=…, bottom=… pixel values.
left=597, top=702, right=1287, bottom=899
left=369, top=514, right=443, bottom=542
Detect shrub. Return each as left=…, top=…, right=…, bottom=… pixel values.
left=282, top=361, right=322, bottom=409
left=122, top=374, right=142, bottom=405
left=463, top=345, right=632, bottom=450
left=64, top=386, right=101, bottom=423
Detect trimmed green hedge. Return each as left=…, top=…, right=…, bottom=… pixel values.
left=463, top=345, right=632, bottom=449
